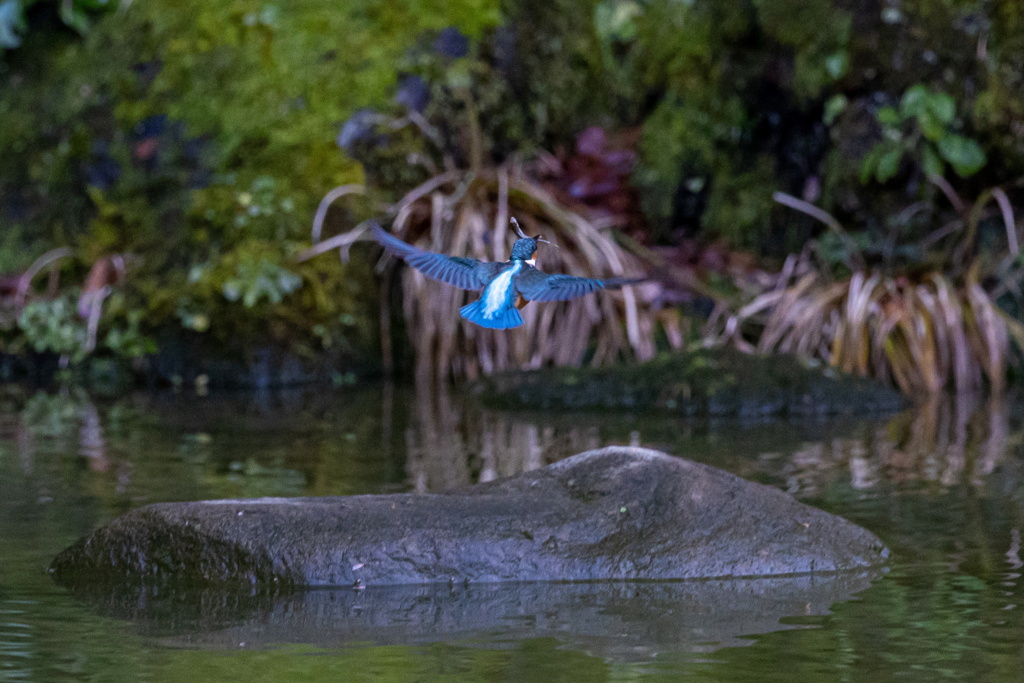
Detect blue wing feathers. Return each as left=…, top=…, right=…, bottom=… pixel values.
left=372, top=224, right=493, bottom=291
left=460, top=299, right=524, bottom=329
left=371, top=224, right=638, bottom=328
left=515, top=268, right=606, bottom=302
left=406, top=252, right=479, bottom=289
left=372, top=225, right=421, bottom=259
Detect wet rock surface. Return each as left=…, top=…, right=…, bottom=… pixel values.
left=476, top=348, right=904, bottom=416
left=51, top=446, right=888, bottom=588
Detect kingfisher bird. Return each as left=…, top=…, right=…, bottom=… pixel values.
left=372, top=219, right=638, bottom=329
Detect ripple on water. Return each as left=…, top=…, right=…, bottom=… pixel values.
left=0, top=386, right=1023, bottom=680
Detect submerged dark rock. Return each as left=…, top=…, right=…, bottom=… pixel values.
left=51, top=447, right=888, bottom=588
left=476, top=348, right=905, bottom=416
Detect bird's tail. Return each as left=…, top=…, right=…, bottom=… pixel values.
left=460, top=300, right=524, bottom=329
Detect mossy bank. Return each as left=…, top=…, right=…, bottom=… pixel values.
left=476, top=348, right=904, bottom=416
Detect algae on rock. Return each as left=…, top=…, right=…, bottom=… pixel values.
left=477, top=348, right=903, bottom=416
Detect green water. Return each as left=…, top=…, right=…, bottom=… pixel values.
left=1, top=385, right=1023, bottom=681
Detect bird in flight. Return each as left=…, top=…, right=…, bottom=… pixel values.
left=372, top=219, right=639, bottom=329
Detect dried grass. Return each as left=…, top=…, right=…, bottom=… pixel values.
left=704, top=187, right=1024, bottom=394
left=314, top=103, right=1024, bottom=394
left=309, top=165, right=682, bottom=382
left=712, top=253, right=1024, bottom=394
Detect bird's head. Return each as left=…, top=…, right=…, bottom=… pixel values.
left=509, top=218, right=551, bottom=262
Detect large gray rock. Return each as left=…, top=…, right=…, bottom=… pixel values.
left=51, top=447, right=888, bottom=587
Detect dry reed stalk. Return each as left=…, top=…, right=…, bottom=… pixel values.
left=311, top=165, right=677, bottom=381
left=731, top=188, right=1024, bottom=394
left=715, top=264, right=1024, bottom=393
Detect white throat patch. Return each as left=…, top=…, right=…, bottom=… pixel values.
left=482, top=262, right=522, bottom=316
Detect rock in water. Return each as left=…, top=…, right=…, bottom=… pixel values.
left=51, top=447, right=888, bottom=587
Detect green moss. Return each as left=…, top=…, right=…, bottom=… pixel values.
left=6, top=0, right=1024, bottom=376
left=626, top=0, right=1024, bottom=259
left=0, top=0, right=501, bottom=368
left=629, top=0, right=852, bottom=245
left=477, top=348, right=904, bottom=416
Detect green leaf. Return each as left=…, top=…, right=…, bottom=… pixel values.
left=876, top=106, right=901, bottom=127
left=922, top=144, right=944, bottom=176
left=900, top=84, right=930, bottom=117
left=59, top=0, right=91, bottom=35
left=222, top=281, right=242, bottom=302
left=917, top=111, right=946, bottom=142
left=0, top=0, right=25, bottom=49
left=594, top=0, right=642, bottom=43
left=444, top=59, right=474, bottom=90
left=824, top=50, right=848, bottom=80
left=859, top=146, right=882, bottom=184
left=823, top=94, right=847, bottom=125
left=875, top=146, right=903, bottom=183
left=937, top=135, right=987, bottom=177
left=926, top=91, right=956, bottom=125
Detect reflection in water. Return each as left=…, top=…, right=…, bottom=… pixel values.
left=405, top=383, right=1024, bottom=497
left=65, top=571, right=881, bottom=660
left=4, top=384, right=1021, bottom=499
left=1, top=385, right=1024, bottom=680
left=776, top=394, right=1021, bottom=496
left=78, top=398, right=108, bottom=472
left=405, top=380, right=605, bottom=492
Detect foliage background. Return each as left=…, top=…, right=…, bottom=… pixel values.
left=0, top=0, right=501, bottom=380
left=3, top=0, right=1024, bottom=386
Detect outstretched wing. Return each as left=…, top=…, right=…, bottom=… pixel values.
left=372, top=224, right=503, bottom=291
left=515, top=266, right=633, bottom=302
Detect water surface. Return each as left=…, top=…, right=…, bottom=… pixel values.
left=1, top=385, right=1023, bottom=681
